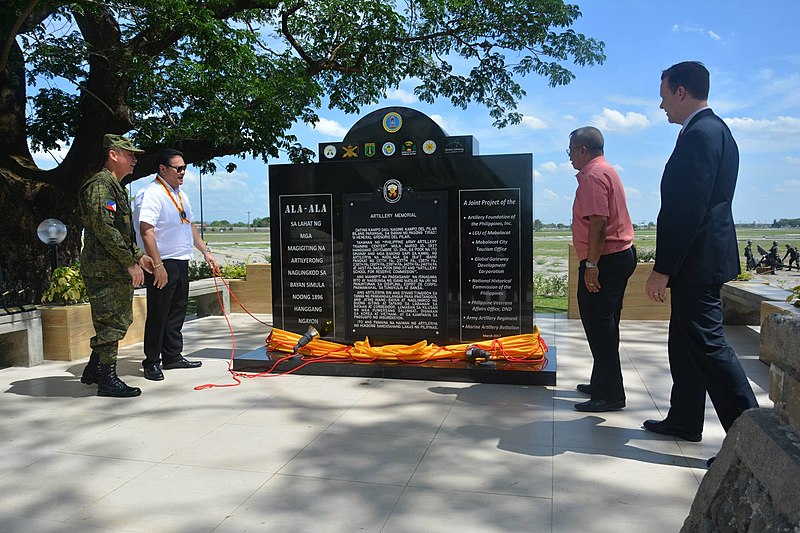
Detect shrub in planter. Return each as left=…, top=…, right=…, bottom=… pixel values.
left=41, top=264, right=87, bottom=305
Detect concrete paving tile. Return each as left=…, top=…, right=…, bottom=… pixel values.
left=552, top=448, right=699, bottom=532
left=0, top=512, right=123, bottom=533
left=214, top=474, right=403, bottom=533
left=269, top=375, right=377, bottom=403
left=328, top=399, right=453, bottom=437
left=428, top=381, right=553, bottom=407
left=164, top=423, right=323, bottom=473
left=278, top=431, right=431, bottom=485
left=0, top=453, right=155, bottom=521
left=383, top=487, right=551, bottom=533
left=0, top=407, right=122, bottom=456
left=61, top=416, right=220, bottom=462
left=66, top=463, right=269, bottom=532
left=229, top=395, right=351, bottom=430
left=410, top=438, right=554, bottom=497
left=435, top=403, right=554, bottom=447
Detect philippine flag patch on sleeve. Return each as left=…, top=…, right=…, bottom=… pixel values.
left=105, top=201, right=117, bottom=212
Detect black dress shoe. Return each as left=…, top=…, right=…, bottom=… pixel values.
left=706, top=456, right=716, bottom=468
left=162, top=355, right=202, bottom=369
left=574, top=399, right=625, bottom=412
left=576, top=383, right=593, bottom=395
left=143, top=362, right=164, bottom=381
left=642, top=419, right=702, bottom=442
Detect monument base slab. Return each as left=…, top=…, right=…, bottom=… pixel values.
left=233, top=346, right=556, bottom=386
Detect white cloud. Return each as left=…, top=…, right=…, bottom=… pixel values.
left=724, top=116, right=800, bottom=134
left=672, top=24, right=722, bottom=41
left=541, top=188, right=560, bottom=201
left=613, top=164, right=625, bottom=173
left=428, top=114, right=450, bottom=133
left=562, top=114, right=578, bottom=122
left=533, top=169, right=544, bottom=183
left=775, top=180, right=800, bottom=193
left=784, top=156, right=800, bottom=165
left=540, top=161, right=576, bottom=174
left=591, top=108, right=650, bottom=131
left=520, top=115, right=548, bottom=129
left=387, top=88, right=417, bottom=104
left=540, top=161, right=559, bottom=173
left=313, top=117, right=348, bottom=137
left=198, top=169, right=250, bottom=193
left=559, top=162, right=575, bottom=173
left=625, top=186, right=641, bottom=199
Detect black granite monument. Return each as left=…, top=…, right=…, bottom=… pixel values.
left=235, top=107, right=554, bottom=384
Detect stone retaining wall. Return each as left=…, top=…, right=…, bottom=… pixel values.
left=682, top=311, right=800, bottom=531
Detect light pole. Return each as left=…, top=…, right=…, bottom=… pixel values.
left=36, top=218, right=67, bottom=272
left=247, top=211, right=251, bottom=232
left=199, top=171, right=205, bottom=240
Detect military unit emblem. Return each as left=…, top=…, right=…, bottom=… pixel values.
left=383, top=179, right=402, bottom=203
left=382, top=112, right=402, bottom=133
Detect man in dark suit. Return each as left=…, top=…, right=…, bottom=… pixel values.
left=643, top=61, right=758, bottom=458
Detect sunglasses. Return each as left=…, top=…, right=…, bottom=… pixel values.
left=166, top=163, right=187, bottom=172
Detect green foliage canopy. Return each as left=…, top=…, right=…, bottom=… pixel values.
left=4, top=0, right=605, bottom=177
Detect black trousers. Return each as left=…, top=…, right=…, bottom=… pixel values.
left=576, top=246, right=637, bottom=402
left=666, top=284, right=758, bottom=433
left=143, top=259, right=189, bottom=365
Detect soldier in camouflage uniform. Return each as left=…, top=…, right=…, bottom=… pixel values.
left=78, top=134, right=154, bottom=397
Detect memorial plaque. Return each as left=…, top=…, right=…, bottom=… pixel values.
left=278, top=193, right=336, bottom=336
left=343, top=191, right=447, bottom=343
left=459, top=188, right=522, bottom=341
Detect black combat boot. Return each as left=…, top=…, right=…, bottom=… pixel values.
left=97, top=362, right=141, bottom=397
left=80, top=351, right=100, bottom=385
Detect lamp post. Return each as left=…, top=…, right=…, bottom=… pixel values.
left=36, top=218, right=67, bottom=272
left=247, top=211, right=251, bottom=232
left=199, top=170, right=205, bottom=240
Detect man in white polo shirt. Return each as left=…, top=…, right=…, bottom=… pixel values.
left=133, top=148, right=218, bottom=381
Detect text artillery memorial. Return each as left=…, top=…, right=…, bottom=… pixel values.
left=235, top=107, right=555, bottom=384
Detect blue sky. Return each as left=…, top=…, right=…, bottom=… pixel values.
left=39, top=1, right=800, bottom=225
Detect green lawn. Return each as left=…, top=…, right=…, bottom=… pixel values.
left=534, top=296, right=567, bottom=314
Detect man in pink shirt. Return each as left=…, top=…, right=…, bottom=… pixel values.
left=569, top=126, right=636, bottom=412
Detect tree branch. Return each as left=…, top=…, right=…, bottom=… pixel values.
left=0, top=0, right=41, bottom=74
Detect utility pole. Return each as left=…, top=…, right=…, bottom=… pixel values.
left=247, top=211, right=251, bottom=232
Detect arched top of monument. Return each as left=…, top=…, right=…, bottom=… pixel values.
left=342, top=106, right=448, bottom=144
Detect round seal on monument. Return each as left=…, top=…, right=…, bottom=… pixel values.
left=383, top=179, right=402, bottom=204
left=422, top=140, right=437, bottom=155
left=382, top=142, right=396, bottom=156
left=382, top=112, right=403, bottom=133
left=323, top=145, right=336, bottom=159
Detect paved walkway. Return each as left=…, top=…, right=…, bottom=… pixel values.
left=0, top=314, right=771, bottom=532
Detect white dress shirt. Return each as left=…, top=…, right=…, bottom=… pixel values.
left=133, top=176, right=195, bottom=260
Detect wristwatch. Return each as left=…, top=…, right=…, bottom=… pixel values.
left=585, top=260, right=598, bottom=269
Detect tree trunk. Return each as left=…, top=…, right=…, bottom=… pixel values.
left=0, top=168, right=83, bottom=299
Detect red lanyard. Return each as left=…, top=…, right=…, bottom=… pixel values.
left=156, top=176, right=190, bottom=224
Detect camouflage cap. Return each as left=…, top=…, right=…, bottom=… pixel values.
left=103, top=134, right=145, bottom=153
